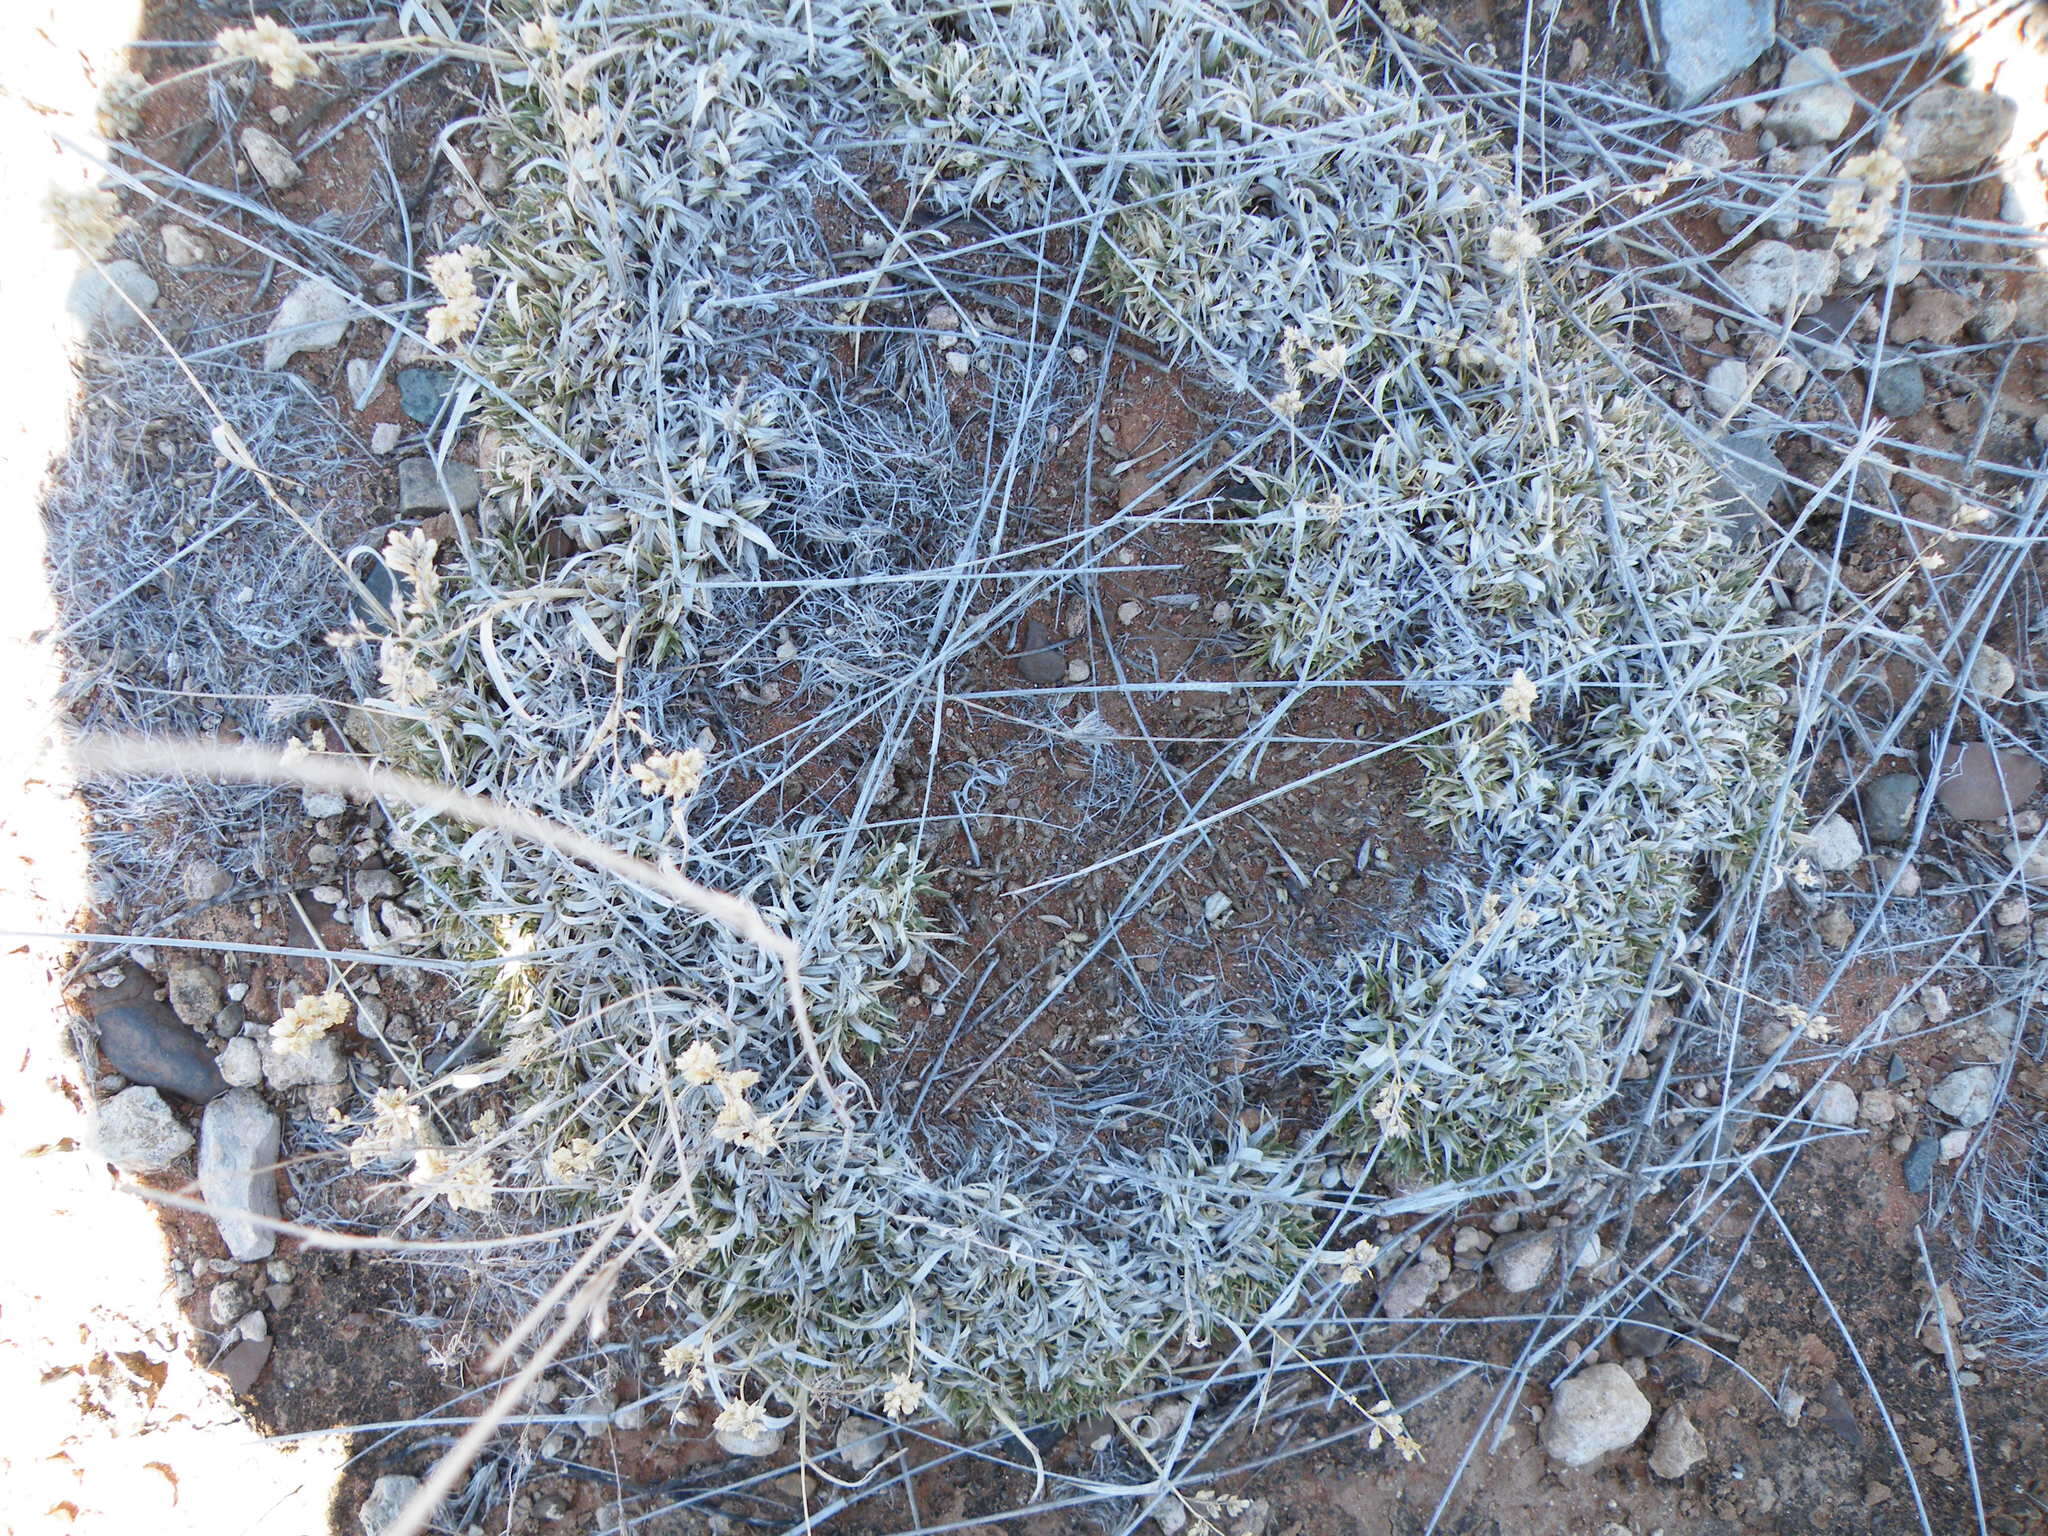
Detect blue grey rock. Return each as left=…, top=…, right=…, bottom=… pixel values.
left=397, top=456, right=480, bottom=514
left=396, top=366, right=455, bottom=426
left=1870, top=358, right=1926, bottom=418
left=67, top=260, right=160, bottom=337
left=1707, top=431, right=1786, bottom=535
left=199, top=1089, right=281, bottom=1261
left=94, top=1001, right=227, bottom=1102
left=1655, top=0, right=1776, bottom=109
left=1902, top=1135, right=1941, bottom=1193
left=1860, top=772, right=1923, bottom=844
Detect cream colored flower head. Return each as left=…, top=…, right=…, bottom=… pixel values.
left=880, top=1373, right=926, bottom=1418
left=271, top=989, right=350, bottom=1054
left=215, top=18, right=318, bottom=91
left=424, top=246, right=486, bottom=345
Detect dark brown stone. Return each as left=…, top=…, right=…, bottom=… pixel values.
left=1011, top=617, right=1066, bottom=685
left=1931, top=743, right=2042, bottom=822
left=92, top=1001, right=227, bottom=1103
left=219, top=1337, right=271, bottom=1395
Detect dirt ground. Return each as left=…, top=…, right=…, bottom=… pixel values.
left=16, top=0, right=2048, bottom=1534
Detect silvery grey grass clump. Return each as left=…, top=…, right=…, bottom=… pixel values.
left=48, top=351, right=355, bottom=913
left=342, top=0, right=1788, bottom=1431
left=1963, top=1127, right=2048, bottom=1371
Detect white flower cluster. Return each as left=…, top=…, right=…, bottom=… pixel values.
left=270, top=989, right=350, bottom=1055
left=215, top=18, right=318, bottom=92
left=677, top=1040, right=778, bottom=1154
left=424, top=245, right=485, bottom=345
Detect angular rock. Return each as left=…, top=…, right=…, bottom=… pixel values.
left=1903, top=1135, right=1941, bottom=1193
left=1707, top=430, right=1786, bottom=531
left=219, top=1337, right=271, bottom=1395
left=1722, top=241, right=1839, bottom=321
left=1379, top=1245, right=1450, bottom=1320
left=1927, top=1066, right=1996, bottom=1128
left=358, top=1474, right=422, bottom=1536
left=1814, top=904, right=1855, bottom=949
left=259, top=1033, right=347, bottom=1091
left=1932, top=743, right=2042, bottom=822
left=397, top=456, right=481, bottom=514
left=88, top=1087, right=194, bottom=1172
left=198, top=1088, right=281, bottom=1261
left=66, top=259, right=158, bottom=337
left=262, top=277, right=353, bottom=371
left=239, top=127, right=301, bottom=191
left=1492, top=1229, right=1559, bottom=1293
left=180, top=857, right=233, bottom=903
left=1653, top=0, right=1774, bottom=108
left=1678, top=128, right=1732, bottom=174
left=1012, top=616, right=1067, bottom=684
left=165, top=961, right=224, bottom=1031
left=94, top=1001, right=227, bottom=1103
left=218, top=1036, right=263, bottom=1088
left=1648, top=1405, right=1708, bottom=1479
left=834, top=1414, right=889, bottom=1474
left=1812, top=1081, right=1859, bottom=1127
left=1806, top=812, right=1863, bottom=872
left=1765, top=49, right=1856, bottom=147
left=1869, top=358, right=1925, bottom=418
left=1702, top=357, right=1748, bottom=420
left=1541, top=1364, right=1652, bottom=1467
left=1970, top=646, right=2017, bottom=701
left=161, top=224, right=212, bottom=267
left=396, top=366, right=456, bottom=426
left=1897, top=85, right=2016, bottom=180
left=1890, top=287, right=1971, bottom=346
left=1860, top=773, right=1922, bottom=845
left=1616, top=1293, right=1679, bottom=1357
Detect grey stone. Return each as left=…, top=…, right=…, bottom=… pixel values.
left=1541, top=1363, right=1652, bottom=1467
left=1970, top=646, right=2017, bottom=701
left=161, top=224, right=212, bottom=267
left=219, top=1337, right=271, bottom=1395
left=262, top=277, right=353, bottom=371
left=1677, top=128, right=1732, bottom=173
left=396, top=366, right=456, bottom=426
left=1903, top=1136, right=1941, bottom=1193
left=1897, top=85, right=2016, bottom=180
left=715, top=1417, right=784, bottom=1458
left=1379, top=1245, right=1450, bottom=1320
left=1765, top=48, right=1856, bottom=147
left=397, top=456, right=481, bottom=514
left=1616, top=1294, right=1679, bottom=1357
left=1861, top=773, right=1922, bottom=844
left=1813, top=904, right=1855, bottom=949
left=1648, top=1405, right=1708, bottom=1479
left=834, top=1414, right=889, bottom=1474
left=1927, top=1065, right=1997, bottom=1128
left=1653, top=0, right=1774, bottom=109
left=94, top=1001, right=227, bottom=1103
left=198, top=1088, right=281, bottom=1261
left=1887, top=1054, right=1908, bottom=1084
left=88, top=1087, right=194, bottom=1172
left=358, top=1474, right=422, bottom=1536
left=1702, top=357, right=1749, bottom=420
left=238, top=126, right=301, bottom=190
left=180, top=857, right=233, bottom=903
left=1812, top=1081, right=1859, bottom=1127
left=1707, top=431, right=1786, bottom=527
left=164, top=962, right=224, bottom=1030
left=1869, top=358, right=1925, bottom=418
left=259, top=1033, right=346, bottom=1091
left=302, top=789, right=348, bottom=819
left=1806, top=812, right=1863, bottom=872
left=1722, top=241, right=1840, bottom=320
left=208, top=1279, right=250, bottom=1327
left=1932, top=743, right=2042, bottom=822
left=1012, top=617, right=1067, bottom=685
left=218, top=1036, right=263, bottom=1088
left=66, top=260, right=159, bottom=337
left=1491, top=1229, right=1560, bottom=1293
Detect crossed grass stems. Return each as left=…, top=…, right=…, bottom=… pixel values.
left=51, top=1, right=2048, bottom=1532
